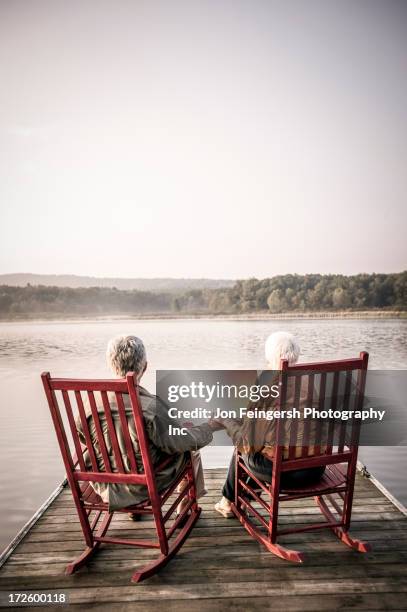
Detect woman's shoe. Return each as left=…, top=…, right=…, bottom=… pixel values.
left=214, top=496, right=234, bottom=518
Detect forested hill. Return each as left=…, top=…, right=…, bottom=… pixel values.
left=0, top=274, right=234, bottom=292
left=0, top=272, right=405, bottom=317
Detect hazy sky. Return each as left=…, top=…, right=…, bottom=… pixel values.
left=0, top=0, right=406, bottom=279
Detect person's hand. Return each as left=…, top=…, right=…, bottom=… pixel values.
left=208, top=416, right=228, bottom=431
left=182, top=421, right=194, bottom=429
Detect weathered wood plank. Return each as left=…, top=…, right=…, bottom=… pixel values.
left=24, top=593, right=407, bottom=612
left=2, top=562, right=407, bottom=588
left=3, top=548, right=406, bottom=570
left=4, top=578, right=405, bottom=604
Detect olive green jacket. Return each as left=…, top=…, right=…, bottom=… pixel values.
left=76, top=386, right=213, bottom=511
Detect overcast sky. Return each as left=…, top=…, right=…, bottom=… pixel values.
left=0, top=0, right=406, bottom=279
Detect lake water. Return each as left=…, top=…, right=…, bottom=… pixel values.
left=0, top=317, right=406, bottom=554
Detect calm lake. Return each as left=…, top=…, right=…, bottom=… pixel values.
left=0, top=317, right=406, bottom=553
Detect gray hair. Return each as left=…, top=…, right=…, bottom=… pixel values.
left=106, top=335, right=147, bottom=377
left=265, top=331, right=300, bottom=369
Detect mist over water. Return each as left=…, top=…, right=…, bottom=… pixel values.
left=0, top=317, right=406, bottom=553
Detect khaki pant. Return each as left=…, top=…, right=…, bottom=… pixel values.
left=178, top=450, right=207, bottom=500
left=191, top=450, right=207, bottom=498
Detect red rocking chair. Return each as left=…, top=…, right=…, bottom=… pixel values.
left=41, top=371, right=201, bottom=583
left=232, top=352, right=371, bottom=562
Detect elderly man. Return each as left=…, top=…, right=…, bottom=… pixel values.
left=77, top=335, right=216, bottom=515
left=214, top=331, right=326, bottom=518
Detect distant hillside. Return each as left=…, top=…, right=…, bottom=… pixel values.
left=0, top=274, right=235, bottom=293
left=0, top=272, right=405, bottom=318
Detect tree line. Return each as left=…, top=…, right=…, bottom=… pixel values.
left=0, top=272, right=405, bottom=317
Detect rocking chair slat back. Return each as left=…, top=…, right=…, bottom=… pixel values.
left=278, top=352, right=369, bottom=464
left=42, top=373, right=152, bottom=487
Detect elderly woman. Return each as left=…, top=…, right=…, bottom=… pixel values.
left=214, top=331, right=325, bottom=518
left=77, top=335, right=216, bottom=516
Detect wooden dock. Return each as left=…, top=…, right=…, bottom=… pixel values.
left=1, top=468, right=407, bottom=610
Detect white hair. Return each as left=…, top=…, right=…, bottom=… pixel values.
left=265, top=331, right=300, bottom=369
left=106, top=335, right=147, bottom=377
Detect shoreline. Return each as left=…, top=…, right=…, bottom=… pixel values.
left=0, top=310, right=406, bottom=323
